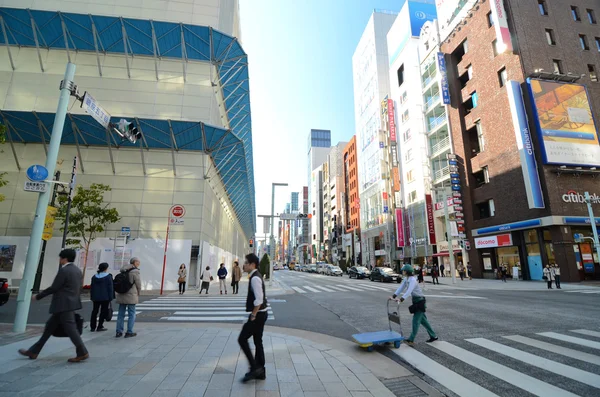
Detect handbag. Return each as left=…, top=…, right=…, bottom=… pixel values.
left=52, top=313, right=83, bottom=337
left=210, top=276, right=214, bottom=281
left=542, top=275, right=548, bottom=280
left=105, top=302, right=113, bottom=322
left=178, top=276, right=185, bottom=283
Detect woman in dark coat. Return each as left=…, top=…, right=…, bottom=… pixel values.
left=90, top=262, right=114, bottom=332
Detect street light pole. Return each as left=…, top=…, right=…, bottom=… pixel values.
left=13, top=62, right=76, bottom=333
left=585, top=192, right=600, bottom=259
left=270, top=182, right=288, bottom=285
left=443, top=194, right=457, bottom=284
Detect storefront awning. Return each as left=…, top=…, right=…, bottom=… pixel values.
left=433, top=250, right=462, bottom=257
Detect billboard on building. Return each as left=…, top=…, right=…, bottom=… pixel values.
left=489, top=0, right=513, bottom=52
left=395, top=209, right=405, bottom=247
left=527, top=79, right=600, bottom=167
left=425, top=195, right=437, bottom=245
left=507, top=80, right=545, bottom=209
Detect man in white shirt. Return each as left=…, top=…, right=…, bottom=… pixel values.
left=238, top=253, right=269, bottom=382
left=391, top=265, right=438, bottom=346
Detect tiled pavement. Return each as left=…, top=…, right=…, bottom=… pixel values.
left=0, top=323, right=431, bottom=397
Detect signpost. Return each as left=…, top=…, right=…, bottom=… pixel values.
left=121, top=227, right=131, bottom=237
left=81, top=92, right=111, bottom=129
left=160, top=205, right=186, bottom=295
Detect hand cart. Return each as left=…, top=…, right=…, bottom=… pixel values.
left=351, top=299, right=404, bottom=352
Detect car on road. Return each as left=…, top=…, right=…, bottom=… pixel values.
left=273, top=264, right=280, bottom=271
left=370, top=267, right=401, bottom=283
left=316, top=262, right=328, bottom=274
left=348, top=266, right=371, bottom=279
left=0, top=278, right=10, bottom=306
left=326, top=265, right=343, bottom=276
left=308, top=264, right=318, bottom=273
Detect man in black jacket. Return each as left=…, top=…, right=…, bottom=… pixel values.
left=238, top=253, right=268, bottom=382
left=18, top=249, right=89, bottom=362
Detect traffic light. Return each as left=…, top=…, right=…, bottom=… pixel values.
left=249, top=239, right=254, bottom=248
left=113, top=119, right=142, bottom=144
left=297, top=213, right=313, bottom=219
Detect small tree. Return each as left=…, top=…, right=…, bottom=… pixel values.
left=56, top=183, right=121, bottom=284
left=259, top=253, right=271, bottom=280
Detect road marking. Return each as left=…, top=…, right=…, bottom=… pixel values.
left=422, top=295, right=486, bottom=299
left=332, top=285, right=362, bottom=291
left=138, top=307, right=256, bottom=311
left=160, top=316, right=275, bottom=321
left=571, top=329, right=600, bottom=338
left=312, top=285, right=336, bottom=292
left=538, top=332, right=600, bottom=350
left=563, top=289, right=600, bottom=293
left=291, top=287, right=306, bottom=293
left=431, top=341, right=579, bottom=397
left=503, top=335, right=600, bottom=366
left=467, top=338, right=600, bottom=388
left=303, top=286, right=321, bottom=293
left=173, top=310, right=273, bottom=315
left=391, top=345, right=499, bottom=397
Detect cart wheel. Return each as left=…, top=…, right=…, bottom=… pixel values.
left=394, top=341, right=401, bottom=348
left=367, top=346, right=374, bottom=352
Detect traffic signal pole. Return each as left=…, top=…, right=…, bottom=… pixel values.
left=585, top=192, right=600, bottom=260
left=14, top=62, right=76, bottom=333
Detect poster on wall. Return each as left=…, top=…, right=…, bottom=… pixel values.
left=527, top=78, right=600, bottom=167
left=114, top=248, right=133, bottom=270
left=76, top=249, right=101, bottom=270
left=0, top=245, right=17, bottom=272
left=483, top=257, right=492, bottom=270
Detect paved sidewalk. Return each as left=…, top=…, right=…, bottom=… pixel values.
left=0, top=322, right=436, bottom=397
left=421, top=277, right=599, bottom=291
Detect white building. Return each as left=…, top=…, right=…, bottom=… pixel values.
left=323, top=142, right=346, bottom=264
left=310, top=164, right=324, bottom=260
left=352, top=11, right=397, bottom=268
left=386, top=1, right=437, bottom=265
left=0, top=0, right=254, bottom=290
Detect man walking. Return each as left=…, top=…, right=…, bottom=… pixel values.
left=238, top=253, right=268, bottom=382
left=18, top=249, right=89, bottom=362
left=218, top=263, right=228, bottom=295
left=391, top=265, right=437, bottom=346
left=553, top=263, right=561, bottom=289
left=115, top=257, right=142, bottom=338
left=440, top=263, right=445, bottom=277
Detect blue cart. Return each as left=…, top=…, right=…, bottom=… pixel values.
left=352, top=300, right=404, bottom=352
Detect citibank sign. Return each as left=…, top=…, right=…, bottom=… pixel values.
left=562, top=190, right=600, bottom=204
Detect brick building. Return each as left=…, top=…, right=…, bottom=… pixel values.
left=343, top=136, right=360, bottom=264
left=440, top=0, right=600, bottom=282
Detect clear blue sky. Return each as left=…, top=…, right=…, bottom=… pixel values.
left=239, top=0, right=404, bottom=237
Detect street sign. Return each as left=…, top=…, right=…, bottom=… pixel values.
left=280, top=213, right=297, bottom=220
left=121, top=227, right=131, bottom=237
left=24, top=181, right=48, bottom=193
left=574, top=233, right=584, bottom=243
left=26, top=165, right=48, bottom=182
left=170, top=205, right=186, bottom=218
left=170, top=218, right=184, bottom=225
left=81, top=92, right=111, bottom=129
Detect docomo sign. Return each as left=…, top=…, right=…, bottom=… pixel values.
left=562, top=190, right=600, bottom=204
left=170, top=204, right=186, bottom=219
left=387, top=99, right=396, bottom=142
left=474, top=234, right=513, bottom=249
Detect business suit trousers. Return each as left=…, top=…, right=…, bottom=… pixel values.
left=30, top=311, right=88, bottom=357
left=238, top=311, right=268, bottom=371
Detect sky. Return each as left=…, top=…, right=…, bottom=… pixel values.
left=239, top=0, right=405, bottom=238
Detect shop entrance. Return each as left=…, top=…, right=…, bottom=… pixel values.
left=496, top=246, right=521, bottom=279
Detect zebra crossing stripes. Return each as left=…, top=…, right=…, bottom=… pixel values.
left=503, top=335, right=600, bottom=366
left=563, top=289, right=600, bottom=294
left=291, top=287, right=306, bottom=294
left=571, top=329, right=600, bottom=338
left=287, top=281, right=398, bottom=294
left=538, top=332, right=600, bottom=350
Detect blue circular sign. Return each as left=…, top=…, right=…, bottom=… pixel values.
left=26, top=165, right=49, bottom=182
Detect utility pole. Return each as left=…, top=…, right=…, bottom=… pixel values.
left=443, top=194, right=457, bottom=284
left=585, top=192, right=600, bottom=260
left=14, top=62, right=76, bottom=334
left=269, top=183, right=288, bottom=285
left=61, top=156, right=78, bottom=249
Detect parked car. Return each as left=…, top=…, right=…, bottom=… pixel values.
left=0, top=278, right=10, bottom=306
left=289, top=262, right=295, bottom=271
left=308, top=264, right=318, bottom=273
left=348, top=266, right=371, bottom=279
left=326, top=265, right=343, bottom=276
left=316, top=262, right=328, bottom=274
left=273, top=264, right=280, bottom=271
left=370, top=267, right=402, bottom=283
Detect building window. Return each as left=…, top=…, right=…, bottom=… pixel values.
left=469, top=120, right=485, bottom=154
left=553, top=59, right=563, bottom=74
left=400, top=91, right=408, bottom=104
left=397, top=64, right=405, bottom=87
left=487, top=12, right=494, bottom=27
left=545, top=29, right=556, bottom=45
left=492, top=39, right=499, bottom=56
left=476, top=199, right=495, bottom=219
left=406, top=170, right=415, bottom=183
left=402, top=109, right=410, bottom=123
left=571, top=6, right=581, bottom=21
left=580, top=34, right=590, bottom=50
left=405, top=148, right=413, bottom=163
left=538, top=1, right=548, bottom=16
left=403, top=129, right=412, bottom=142
left=596, top=37, right=600, bottom=51
left=465, top=91, right=478, bottom=113
left=408, top=191, right=417, bottom=204
left=473, top=167, right=489, bottom=188
left=589, top=64, right=598, bottom=82
left=498, top=67, right=508, bottom=87
left=588, top=9, right=597, bottom=24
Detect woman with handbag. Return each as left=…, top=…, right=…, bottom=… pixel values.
left=232, top=261, right=242, bottom=294
left=199, top=266, right=213, bottom=294
left=178, top=264, right=187, bottom=295
left=90, top=262, right=114, bottom=332
left=543, top=264, right=554, bottom=289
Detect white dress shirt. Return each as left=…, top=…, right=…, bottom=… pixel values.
left=250, top=269, right=268, bottom=312
left=394, top=276, right=424, bottom=301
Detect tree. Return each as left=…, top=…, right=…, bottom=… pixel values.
left=259, top=253, right=271, bottom=280
left=56, top=183, right=121, bottom=284
left=0, top=124, right=7, bottom=202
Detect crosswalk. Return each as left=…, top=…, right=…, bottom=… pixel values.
left=393, top=328, right=600, bottom=397
left=564, top=289, right=600, bottom=294
left=289, top=282, right=395, bottom=294
left=136, top=296, right=275, bottom=322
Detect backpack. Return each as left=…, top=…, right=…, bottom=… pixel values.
left=113, top=268, right=134, bottom=294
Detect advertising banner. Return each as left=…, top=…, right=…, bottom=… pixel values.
left=437, top=52, right=451, bottom=104
left=489, top=0, right=513, bottom=52
left=395, top=209, right=405, bottom=247
left=527, top=78, right=600, bottom=166
left=506, top=80, right=545, bottom=209
left=425, top=194, right=437, bottom=245
left=387, top=99, right=397, bottom=142
left=42, top=206, right=58, bottom=241
left=393, top=167, right=401, bottom=192
left=474, top=234, right=513, bottom=249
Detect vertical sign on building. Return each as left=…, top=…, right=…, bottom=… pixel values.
left=490, top=0, right=513, bottom=53
left=395, top=209, right=405, bottom=247
left=437, top=53, right=451, bottom=105
left=506, top=80, right=545, bottom=209
left=387, top=99, right=396, bottom=142
left=425, top=194, right=437, bottom=245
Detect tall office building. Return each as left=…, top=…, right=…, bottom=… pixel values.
left=352, top=11, right=397, bottom=267
left=307, top=129, right=331, bottom=261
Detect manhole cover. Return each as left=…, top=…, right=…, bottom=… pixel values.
left=382, top=378, right=428, bottom=397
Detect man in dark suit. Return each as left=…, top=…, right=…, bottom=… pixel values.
left=18, top=249, right=89, bottom=362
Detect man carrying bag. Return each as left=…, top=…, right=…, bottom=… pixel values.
left=18, top=249, right=89, bottom=362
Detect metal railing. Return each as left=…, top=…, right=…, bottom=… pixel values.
left=425, top=95, right=441, bottom=112
left=428, top=114, right=447, bottom=132
left=433, top=166, right=450, bottom=181
left=430, top=136, right=450, bottom=155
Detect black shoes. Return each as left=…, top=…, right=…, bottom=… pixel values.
left=115, top=332, right=123, bottom=338
left=426, top=337, right=439, bottom=343
left=96, top=327, right=107, bottom=332
left=242, top=367, right=266, bottom=382
left=124, top=333, right=137, bottom=338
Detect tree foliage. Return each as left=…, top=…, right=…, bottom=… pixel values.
left=259, top=253, right=271, bottom=280
left=56, top=183, right=121, bottom=284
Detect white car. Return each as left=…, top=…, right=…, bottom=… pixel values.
left=326, top=265, right=343, bottom=276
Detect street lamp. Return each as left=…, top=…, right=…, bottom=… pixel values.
left=270, top=183, right=288, bottom=285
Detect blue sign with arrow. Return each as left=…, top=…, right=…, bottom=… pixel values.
left=26, top=165, right=49, bottom=182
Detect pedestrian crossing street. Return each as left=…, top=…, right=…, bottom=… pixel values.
left=136, top=296, right=275, bottom=322
left=394, top=328, right=600, bottom=397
